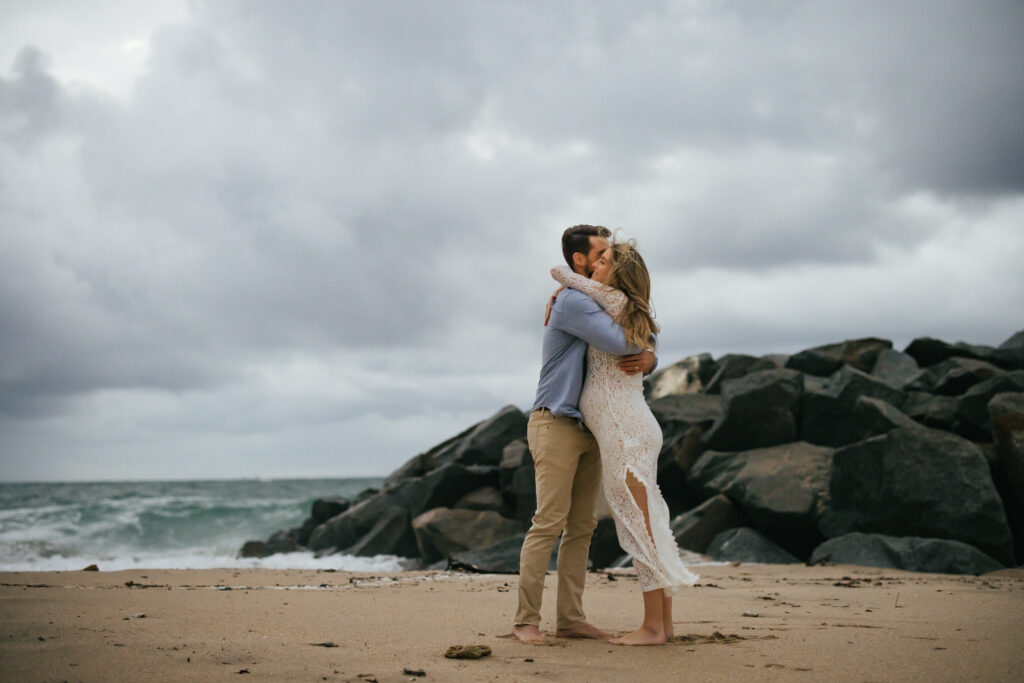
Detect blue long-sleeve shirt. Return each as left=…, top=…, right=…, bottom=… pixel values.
left=531, top=288, right=655, bottom=421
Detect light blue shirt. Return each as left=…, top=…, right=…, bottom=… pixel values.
left=531, top=288, right=656, bottom=421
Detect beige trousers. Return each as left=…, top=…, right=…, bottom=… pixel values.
left=515, top=409, right=602, bottom=630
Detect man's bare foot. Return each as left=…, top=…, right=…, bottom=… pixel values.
left=555, top=623, right=613, bottom=640
left=512, top=624, right=547, bottom=644
left=664, top=623, right=675, bottom=639
left=608, top=626, right=666, bottom=646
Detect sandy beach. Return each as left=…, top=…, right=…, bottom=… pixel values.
left=2, top=563, right=1022, bottom=682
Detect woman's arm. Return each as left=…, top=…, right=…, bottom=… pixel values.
left=550, top=266, right=621, bottom=311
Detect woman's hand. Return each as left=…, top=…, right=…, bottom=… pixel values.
left=544, top=286, right=565, bottom=326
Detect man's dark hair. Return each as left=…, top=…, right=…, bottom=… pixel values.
left=562, top=224, right=611, bottom=268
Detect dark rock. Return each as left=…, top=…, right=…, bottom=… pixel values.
left=840, top=338, right=894, bottom=373
left=265, top=529, right=301, bottom=555
left=688, top=441, right=832, bottom=556
left=449, top=534, right=525, bottom=574
left=785, top=342, right=844, bottom=376
left=310, top=497, right=351, bottom=525
left=930, top=357, right=1005, bottom=396
left=871, top=349, right=923, bottom=390
left=382, top=453, right=436, bottom=489
left=990, top=392, right=1024, bottom=564
left=239, top=541, right=266, bottom=558
left=293, top=518, right=320, bottom=547
left=999, top=329, right=1024, bottom=350
left=706, top=527, right=801, bottom=564
left=853, top=396, right=921, bottom=441
left=954, top=373, right=1024, bottom=440
left=649, top=393, right=723, bottom=436
left=308, top=490, right=403, bottom=552
left=454, top=486, right=506, bottom=514
left=902, top=392, right=959, bottom=432
left=499, top=439, right=531, bottom=491
left=448, top=532, right=559, bottom=574
left=405, top=464, right=501, bottom=518
left=991, top=392, right=1024, bottom=502
left=785, top=338, right=891, bottom=377
left=702, top=369, right=803, bottom=451
left=904, top=337, right=981, bottom=367
left=703, top=355, right=779, bottom=394
left=352, top=488, right=379, bottom=505
left=339, top=505, right=418, bottom=558
left=670, top=494, right=747, bottom=553
left=499, top=439, right=537, bottom=521
left=657, top=425, right=707, bottom=515
left=411, top=508, right=528, bottom=564
left=818, top=426, right=1015, bottom=565
left=799, top=366, right=906, bottom=447
left=643, top=353, right=716, bottom=399
left=435, top=405, right=528, bottom=468
left=588, top=517, right=625, bottom=568
left=810, top=532, right=1004, bottom=575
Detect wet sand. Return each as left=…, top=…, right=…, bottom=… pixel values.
left=2, top=563, right=1023, bottom=682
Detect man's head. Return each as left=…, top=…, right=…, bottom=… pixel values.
left=561, top=224, right=611, bottom=276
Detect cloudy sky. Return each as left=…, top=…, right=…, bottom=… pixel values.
left=1, top=1, right=1022, bottom=482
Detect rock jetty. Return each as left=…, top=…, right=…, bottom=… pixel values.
left=242, top=329, right=1024, bottom=574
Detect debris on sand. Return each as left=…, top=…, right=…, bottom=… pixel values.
left=444, top=644, right=492, bottom=659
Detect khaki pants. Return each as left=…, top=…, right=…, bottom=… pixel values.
left=515, top=409, right=602, bottom=630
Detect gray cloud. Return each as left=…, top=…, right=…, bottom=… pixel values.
left=1, top=1, right=1022, bottom=479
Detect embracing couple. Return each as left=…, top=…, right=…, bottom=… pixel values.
left=513, top=225, right=698, bottom=646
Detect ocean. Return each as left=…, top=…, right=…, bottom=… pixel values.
left=0, top=478, right=405, bottom=572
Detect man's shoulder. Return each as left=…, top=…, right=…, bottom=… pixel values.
left=558, top=287, right=600, bottom=313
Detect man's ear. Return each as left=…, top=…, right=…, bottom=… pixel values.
left=572, top=252, right=587, bottom=269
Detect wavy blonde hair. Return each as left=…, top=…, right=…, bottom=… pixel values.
left=603, top=239, right=659, bottom=351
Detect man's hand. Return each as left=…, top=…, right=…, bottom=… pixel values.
left=543, top=287, right=564, bottom=326
left=618, top=350, right=655, bottom=375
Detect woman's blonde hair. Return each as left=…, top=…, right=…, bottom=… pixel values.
left=604, top=238, right=659, bottom=351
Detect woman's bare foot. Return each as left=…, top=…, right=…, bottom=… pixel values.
left=556, top=623, right=612, bottom=640
left=512, top=624, right=547, bottom=644
left=608, top=626, right=666, bottom=646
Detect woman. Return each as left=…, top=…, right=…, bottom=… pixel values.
left=550, top=239, right=698, bottom=646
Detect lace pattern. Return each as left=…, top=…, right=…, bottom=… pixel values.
left=551, top=266, right=698, bottom=594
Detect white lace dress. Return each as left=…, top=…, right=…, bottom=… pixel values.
left=552, top=266, right=699, bottom=595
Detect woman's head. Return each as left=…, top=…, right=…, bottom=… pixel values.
left=597, top=238, right=658, bottom=350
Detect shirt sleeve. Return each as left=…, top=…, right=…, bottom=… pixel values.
left=553, top=290, right=637, bottom=355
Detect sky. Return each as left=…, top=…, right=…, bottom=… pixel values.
left=1, top=1, right=1022, bottom=482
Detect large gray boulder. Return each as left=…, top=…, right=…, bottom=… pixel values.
left=853, top=396, right=921, bottom=441
left=411, top=507, right=527, bottom=563
left=819, top=426, right=1015, bottom=565
left=499, top=439, right=536, bottom=522
left=702, top=369, right=803, bottom=451
left=435, top=404, right=529, bottom=467
left=706, top=527, right=801, bottom=564
left=901, top=392, right=959, bottom=432
left=799, top=366, right=906, bottom=447
left=904, top=337, right=991, bottom=367
left=448, top=533, right=559, bottom=574
left=786, top=338, right=892, bottom=376
left=954, top=373, right=1024, bottom=440
left=454, top=486, right=506, bottom=514
left=991, top=392, right=1024, bottom=506
left=810, top=532, right=1004, bottom=575
left=649, top=393, right=723, bottom=436
left=703, top=355, right=780, bottom=394
left=650, top=393, right=723, bottom=510
left=644, top=353, right=716, bottom=399
left=339, top=505, right=419, bottom=558
left=670, top=494, right=747, bottom=553
left=688, top=441, right=833, bottom=556
left=929, top=357, right=1005, bottom=396
left=871, top=348, right=925, bottom=390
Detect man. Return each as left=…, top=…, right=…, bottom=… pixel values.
left=513, top=225, right=656, bottom=644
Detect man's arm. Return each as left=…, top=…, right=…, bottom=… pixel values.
left=553, top=290, right=636, bottom=356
